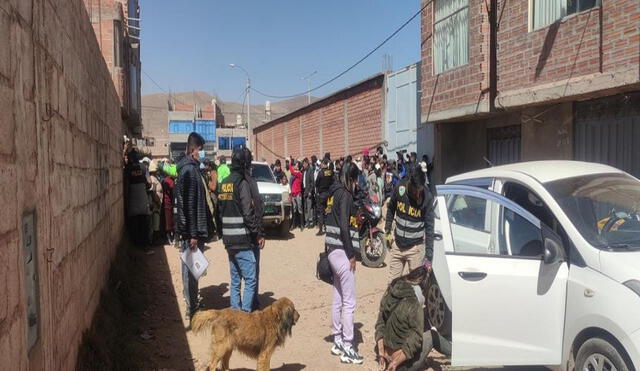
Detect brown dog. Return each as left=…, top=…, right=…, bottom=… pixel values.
left=191, top=297, right=300, bottom=371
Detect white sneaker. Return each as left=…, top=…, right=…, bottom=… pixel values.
left=340, top=346, right=364, bottom=364
left=331, top=338, right=345, bottom=356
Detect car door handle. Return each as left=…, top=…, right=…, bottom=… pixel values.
left=433, top=233, right=443, bottom=241
left=458, top=271, right=487, bottom=281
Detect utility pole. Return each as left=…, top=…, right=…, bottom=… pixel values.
left=230, top=64, right=251, bottom=149
left=302, top=70, right=317, bottom=105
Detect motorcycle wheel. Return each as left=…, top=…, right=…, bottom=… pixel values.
left=360, top=231, right=387, bottom=268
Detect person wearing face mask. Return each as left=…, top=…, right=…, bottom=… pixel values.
left=375, top=266, right=451, bottom=371
left=174, top=132, right=210, bottom=319
left=325, top=162, right=365, bottom=365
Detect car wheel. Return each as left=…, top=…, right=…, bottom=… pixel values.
left=575, top=337, right=630, bottom=371
left=278, top=219, right=291, bottom=237
left=425, top=275, right=451, bottom=336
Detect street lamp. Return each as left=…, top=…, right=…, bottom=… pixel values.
left=301, top=70, right=317, bottom=105
left=229, top=64, right=251, bottom=149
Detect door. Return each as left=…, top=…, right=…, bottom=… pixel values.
left=434, top=185, right=569, bottom=366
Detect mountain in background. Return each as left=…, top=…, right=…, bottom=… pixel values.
left=141, top=91, right=317, bottom=142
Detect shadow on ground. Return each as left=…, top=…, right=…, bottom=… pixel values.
left=199, top=283, right=277, bottom=311
left=231, top=363, right=306, bottom=371
left=76, top=240, right=196, bottom=370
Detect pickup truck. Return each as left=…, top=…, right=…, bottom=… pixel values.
left=251, top=162, right=292, bottom=237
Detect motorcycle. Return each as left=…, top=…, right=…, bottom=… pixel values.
left=354, top=192, right=388, bottom=268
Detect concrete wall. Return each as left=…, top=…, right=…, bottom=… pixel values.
left=0, top=0, right=125, bottom=369
left=253, top=75, right=385, bottom=164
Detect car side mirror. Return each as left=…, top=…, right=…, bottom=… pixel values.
left=543, top=237, right=564, bottom=265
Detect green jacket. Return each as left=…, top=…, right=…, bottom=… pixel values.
left=217, top=163, right=230, bottom=184
left=374, top=280, right=424, bottom=360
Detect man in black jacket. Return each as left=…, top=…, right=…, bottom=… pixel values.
left=218, top=146, right=265, bottom=312
left=384, top=164, right=435, bottom=282
left=175, top=132, right=209, bottom=318
left=315, top=158, right=334, bottom=236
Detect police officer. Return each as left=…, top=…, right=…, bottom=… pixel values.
left=384, top=164, right=435, bottom=282
left=315, top=158, right=334, bottom=236
left=218, top=146, right=265, bottom=312
left=325, top=162, right=364, bottom=365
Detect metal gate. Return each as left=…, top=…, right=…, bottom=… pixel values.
left=487, top=125, right=521, bottom=166
left=574, top=92, right=640, bottom=178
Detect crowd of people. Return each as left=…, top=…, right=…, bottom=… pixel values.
left=268, top=147, right=435, bottom=238
left=122, top=133, right=443, bottom=370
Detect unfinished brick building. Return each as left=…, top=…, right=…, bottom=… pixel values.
left=420, top=0, right=640, bottom=182
left=252, top=74, right=386, bottom=163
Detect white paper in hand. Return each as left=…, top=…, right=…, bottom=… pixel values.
left=180, top=248, right=209, bottom=281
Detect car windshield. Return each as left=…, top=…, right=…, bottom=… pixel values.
left=251, top=164, right=276, bottom=183
left=545, top=173, right=640, bottom=248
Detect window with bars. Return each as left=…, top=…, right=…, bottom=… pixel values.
left=532, top=0, right=599, bottom=30
left=434, top=0, right=469, bottom=73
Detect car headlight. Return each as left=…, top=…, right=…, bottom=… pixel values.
left=624, top=280, right=640, bottom=298
left=261, top=193, right=282, bottom=202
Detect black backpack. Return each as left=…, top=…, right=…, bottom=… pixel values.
left=316, top=247, right=333, bottom=285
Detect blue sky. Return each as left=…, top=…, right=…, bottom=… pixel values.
left=139, top=0, right=421, bottom=103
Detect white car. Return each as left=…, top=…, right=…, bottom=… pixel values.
left=429, top=161, right=640, bottom=370
left=251, top=162, right=292, bottom=236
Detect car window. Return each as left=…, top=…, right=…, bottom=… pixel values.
left=445, top=194, right=542, bottom=258
left=500, top=207, right=544, bottom=257
left=251, top=164, right=276, bottom=183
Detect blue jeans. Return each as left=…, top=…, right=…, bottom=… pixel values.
left=227, top=248, right=260, bottom=312
left=181, top=240, right=202, bottom=316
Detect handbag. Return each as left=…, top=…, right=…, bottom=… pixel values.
left=316, top=247, right=333, bottom=284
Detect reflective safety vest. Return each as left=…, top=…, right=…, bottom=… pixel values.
left=218, top=172, right=252, bottom=248
left=324, top=188, right=360, bottom=253
left=393, top=181, right=426, bottom=249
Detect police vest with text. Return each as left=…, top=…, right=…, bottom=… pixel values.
left=393, top=183, right=425, bottom=249
left=324, top=192, right=360, bottom=251
left=218, top=172, right=251, bottom=247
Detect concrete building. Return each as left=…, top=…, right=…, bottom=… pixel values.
left=0, top=0, right=127, bottom=368
left=420, top=0, right=640, bottom=182
left=167, top=102, right=218, bottom=159
left=252, top=74, right=386, bottom=163
left=83, top=0, right=142, bottom=136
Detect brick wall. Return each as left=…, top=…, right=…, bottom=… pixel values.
left=497, top=5, right=601, bottom=92
left=253, top=75, right=384, bottom=164
left=0, top=0, right=125, bottom=369
left=420, top=0, right=492, bottom=122
left=421, top=0, right=639, bottom=120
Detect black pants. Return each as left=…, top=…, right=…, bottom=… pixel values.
left=316, top=192, right=328, bottom=228
left=128, top=215, right=150, bottom=247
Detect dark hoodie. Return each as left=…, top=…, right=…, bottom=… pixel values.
left=325, top=181, right=357, bottom=258
left=174, top=154, right=210, bottom=240
left=374, top=280, right=424, bottom=360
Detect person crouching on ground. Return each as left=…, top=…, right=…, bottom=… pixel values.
left=325, top=162, right=364, bottom=364
left=384, top=164, right=435, bottom=282
left=175, top=132, right=210, bottom=319
left=375, top=266, right=451, bottom=371
left=218, top=146, right=265, bottom=312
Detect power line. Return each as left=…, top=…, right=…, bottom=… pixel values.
left=141, top=69, right=190, bottom=106
left=250, top=1, right=432, bottom=99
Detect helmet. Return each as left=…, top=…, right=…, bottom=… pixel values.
left=231, top=146, right=253, bottom=170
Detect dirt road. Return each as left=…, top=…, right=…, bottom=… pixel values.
left=137, top=228, right=550, bottom=371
